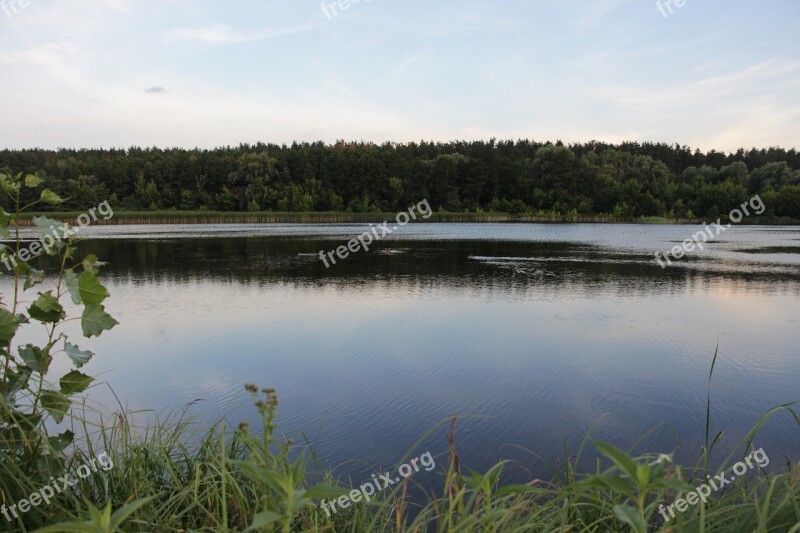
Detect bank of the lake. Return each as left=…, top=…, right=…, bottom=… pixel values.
left=18, top=210, right=800, bottom=226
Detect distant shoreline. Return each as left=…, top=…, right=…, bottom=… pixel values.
left=15, top=211, right=800, bottom=226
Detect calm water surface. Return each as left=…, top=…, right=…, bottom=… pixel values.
left=7, top=223, right=800, bottom=483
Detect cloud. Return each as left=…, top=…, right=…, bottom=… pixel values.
left=145, top=86, right=167, bottom=94
left=164, top=24, right=312, bottom=44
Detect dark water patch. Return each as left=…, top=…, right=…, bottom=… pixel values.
left=736, top=246, right=800, bottom=254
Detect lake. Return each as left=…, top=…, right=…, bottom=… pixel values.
left=7, top=222, right=800, bottom=484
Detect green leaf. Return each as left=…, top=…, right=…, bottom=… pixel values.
left=16, top=260, right=30, bottom=275
left=35, top=520, right=93, bottom=532
left=302, top=484, right=349, bottom=500
left=78, top=270, right=110, bottom=305
left=3, top=366, right=32, bottom=401
left=579, top=475, right=631, bottom=496
left=64, top=341, right=94, bottom=368
left=234, top=462, right=287, bottom=496
left=25, top=174, right=44, bottom=188
left=40, top=188, right=66, bottom=205
left=0, top=173, right=20, bottom=194
left=594, top=440, right=639, bottom=479
left=34, top=292, right=61, bottom=312
left=60, top=370, right=94, bottom=395
left=0, top=308, right=26, bottom=342
left=90, top=501, right=110, bottom=528
left=293, top=498, right=313, bottom=514
left=636, top=463, right=649, bottom=487
left=0, top=210, right=12, bottom=238
left=109, top=497, right=153, bottom=528
left=81, top=304, right=119, bottom=338
left=49, top=430, right=74, bottom=452
left=65, top=270, right=82, bottom=304
left=246, top=510, right=282, bottom=531
left=24, top=267, right=45, bottom=290
left=40, top=390, right=71, bottom=423
left=32, top=521, right=96, bottom=532
left=34, top=498, right=155, bottom=533
left=649, top=461, right=665, bottom=483
left=19, top=344, right=51, bottom=373
left=28, top=291, right=65, bottom=323
left=33, top=216, right=71, bottom=240
left=614, top=503, right=647, bottom=533
left=82, top=254, right=108, bottom=274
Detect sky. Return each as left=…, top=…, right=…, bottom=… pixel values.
left=0, top=0, right=798, bottom=152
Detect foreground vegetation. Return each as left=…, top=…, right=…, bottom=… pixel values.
left=2, top=140, right=799, bottom=221
left=2, top=172, right=799, bottom=532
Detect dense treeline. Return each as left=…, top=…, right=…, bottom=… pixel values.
left=1, top=140, right=799, bottom=219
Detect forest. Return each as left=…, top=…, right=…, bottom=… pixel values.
left=1, top=140, right=799, bottom=219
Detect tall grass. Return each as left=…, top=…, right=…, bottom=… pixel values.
left=1, top=382, right=795, bottom=532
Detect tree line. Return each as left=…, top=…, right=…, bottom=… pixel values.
left=1, top=140, right=799, bottom=219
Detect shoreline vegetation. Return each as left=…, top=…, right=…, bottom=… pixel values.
left=18, top=209, right=800, bottom=226
left=2, top=141, right=800, bottom=226
left=32, top=389, right=800, bottom=533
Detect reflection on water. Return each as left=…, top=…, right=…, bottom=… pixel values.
left=4, top=223, right=799, bottom=482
